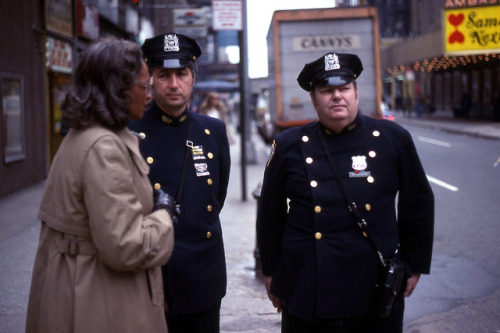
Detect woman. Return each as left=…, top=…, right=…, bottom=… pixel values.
left=25, top=38, right=175, bottom=332
left=199, top=91, right=236, bottom=144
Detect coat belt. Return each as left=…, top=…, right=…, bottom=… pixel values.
left=55, top=233, right=97, bottom=256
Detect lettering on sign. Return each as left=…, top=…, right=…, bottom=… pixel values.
left=292, top=35, right=361, bottom=51
left=445, top=5, right=500, bottom=52
left=445, top=0, right=500, bottom=8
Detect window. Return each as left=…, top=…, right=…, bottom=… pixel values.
left=1, top=74, right=25, bottom=163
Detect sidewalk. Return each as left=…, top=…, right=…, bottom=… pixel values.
left=394, top=109, right=500, bottom=141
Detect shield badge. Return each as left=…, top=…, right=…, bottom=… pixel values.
left=349, top=155, right=371, bottom=178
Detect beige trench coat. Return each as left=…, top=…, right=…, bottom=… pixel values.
left=26, top=125, right=174, bottom=333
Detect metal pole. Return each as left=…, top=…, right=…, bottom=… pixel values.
left=239, top=0, right=249, bottom=201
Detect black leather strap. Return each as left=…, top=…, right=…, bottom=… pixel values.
left=176, top=116, right=192, bottom=207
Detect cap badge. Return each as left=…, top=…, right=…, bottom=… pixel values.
left=325, top=53, right=340, bottom=71
left=164, top=34, right=180, bottom=52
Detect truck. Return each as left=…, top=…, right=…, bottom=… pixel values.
left=260, top=6, right=382, bottom=139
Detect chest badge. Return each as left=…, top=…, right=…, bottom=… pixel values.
left=349, top=155, right=371, bottom=178
left=191, top=144, right=206, bottom=161
left=187, top=140, right=210, bottom=177
left=194, top=163, right=210, bottom=177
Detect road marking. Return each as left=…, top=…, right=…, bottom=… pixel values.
left=426, top=175, right=459, bottom=192
left=418, top=136, right=451, bottom=147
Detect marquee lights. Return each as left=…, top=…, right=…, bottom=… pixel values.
left=386, top=53, right=499, bottom=74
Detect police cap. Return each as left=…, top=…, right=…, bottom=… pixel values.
left=142, top=33, right=202, bottom=69
left=297, top=52, right=363, bottom=91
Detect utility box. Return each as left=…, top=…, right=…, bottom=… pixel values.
left=266, top=6, right=382, bottom=132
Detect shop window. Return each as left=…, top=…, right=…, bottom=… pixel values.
left=1, top=74, right=25, bottom=163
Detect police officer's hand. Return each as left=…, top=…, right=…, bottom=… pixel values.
left=264, top=276, right=282, bottom=313
left=404, top=273, right=421, bottom=298
left=154, top=189, right=180, bottom=223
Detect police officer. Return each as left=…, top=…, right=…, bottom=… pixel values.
left=256, top=52, right=434, bottom=332
left=129, top=33, right=230, bottom=333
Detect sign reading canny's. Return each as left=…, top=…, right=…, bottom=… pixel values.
left=445, top=5, right=500, bottom=54
left=293, top=35, right=361, bottom=51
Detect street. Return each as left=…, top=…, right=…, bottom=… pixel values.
left=398, top=123, right=500, bottom=332
left=1, top=120, right=500, bottom=332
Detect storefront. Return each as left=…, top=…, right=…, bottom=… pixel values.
left=381, top=3, right=500, bottom=121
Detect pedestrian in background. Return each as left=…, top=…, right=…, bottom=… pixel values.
left=200, top=91, right=236, bottom=144
left=257, top=52, right=434, bottom=332
left=25, top=38, right=176, bottom=332
left=129, top=33, right=231, bottom=333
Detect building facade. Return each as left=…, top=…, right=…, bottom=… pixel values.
left=0, top=0, right=241, bottom=199
left=381, top=0, right=500, bottom=120
left=0, top=0, right=153, bottom=199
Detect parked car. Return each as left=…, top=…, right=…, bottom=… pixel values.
left=381, top=100, right=396, bottom=121
left=254, top=88, right=275, bottom=144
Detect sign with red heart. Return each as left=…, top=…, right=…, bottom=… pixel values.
left=445, top=6, right=500, bottom=54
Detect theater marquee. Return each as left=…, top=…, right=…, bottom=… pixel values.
left=444, top=5, right=500, bottom=54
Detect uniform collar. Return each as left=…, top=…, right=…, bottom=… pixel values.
left=153, top=103, right=189, bottom=127
left=320, top=115, right=361, bottom=136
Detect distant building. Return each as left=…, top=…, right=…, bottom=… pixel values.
left=338, top=0, right=500, bottom=121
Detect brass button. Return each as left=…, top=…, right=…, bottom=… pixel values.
left=372, top=130, right=380, bottom=137
left=306, top=157, right=313, bottom=164
left=207, top=205, right=212, bottom=212
left=154, top=183, right=161, bottom=190
left=369, top=151, right=376, bottom=158
left=315, top=232, right=322, bottom=240
left=310, top=180, right=318, bottom=188
left=206, top=231, right=212, bottom=239
left=367, top=176, right=374, bottom=183
left=324, top=128, right=332, bottom=135
left=207, top=178, right=213, bottom=185
left=365, top=203, right=371, bottom=211
left=146, top=157, right=154, bottom=164
left=139, top=132, right=146, bottom=140
left=314, top=206, right=322, bottom=213
left=302, top=136, right=309, bottom=142
left=205, top=129, right=211, bottom=135
left=207, top=152, right=214, bottom=159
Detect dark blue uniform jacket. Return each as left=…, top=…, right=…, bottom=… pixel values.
left=256, top=115, right=434, bottom=321
left=129, top=102, right=230, bottom=314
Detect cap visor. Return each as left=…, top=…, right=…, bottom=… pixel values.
left=314, top=75, right=354, bottom=87
left=162, top=58, right=192, bottom=69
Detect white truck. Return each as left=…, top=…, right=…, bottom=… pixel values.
left=264, top=6, right=382, bottom=136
